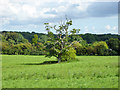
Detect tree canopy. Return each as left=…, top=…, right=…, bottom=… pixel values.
left=44, top=18, right=80, bottom=63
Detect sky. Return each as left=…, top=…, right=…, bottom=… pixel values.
left=0, top=0, right=119, bottom=34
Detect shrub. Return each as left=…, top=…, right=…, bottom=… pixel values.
left=92, top=41, right=109, bottom=56
left=76, top=45, right=87, bottom=56
left=107, top=38, right=119, bottom=52
left=86, top=46, right=94, bottom=55
left=61, top=47, right=76, bottom=61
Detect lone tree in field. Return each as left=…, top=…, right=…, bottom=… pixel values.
left=44, top=18, right=80, bottom=63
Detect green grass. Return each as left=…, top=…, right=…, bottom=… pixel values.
left=2, top=55, right=118, bottom=88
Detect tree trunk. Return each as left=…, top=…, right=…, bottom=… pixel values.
left=58, top=58, right=61, bottom=63
left=57, top=54, right=61, bottom=63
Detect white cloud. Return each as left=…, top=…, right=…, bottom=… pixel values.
left=0, top=0, right=118, bottom=24
left=0, top=17, right=14, bottom=29
left=0, top=0, right=118, bottom=33
left=112, top=26, right=117, bottom=30
left=84, top=26, right=89, bottom=32
left=84, top=26, right=92, bottom=33
left=105, top=25, right=111, bottom=30
left=0, top=0, right=105, bottom=20
left=105, top=25, right=118, bottom=34
left=105, top=25, right=118, bottom=31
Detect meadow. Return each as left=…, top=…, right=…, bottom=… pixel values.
left=2, top=55, right=118, bottom=88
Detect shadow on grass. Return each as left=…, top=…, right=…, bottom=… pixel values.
left=21, top=61, right=58, bottom=65
left=21, top=59, right=79, bottom=65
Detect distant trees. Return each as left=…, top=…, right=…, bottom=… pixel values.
left=13, top=43, right=31, bottom=55
left=76, top=45, right=87, bottom=55
left=73, top=41, right=111, bottom=56
left=82, top=33, right=96, bottom=43
left=0, top=31, right=119, bottom=56
left=1, top=32, right=46, bottom=55
left=1, top=32, right=28, bottom=44
left=86, top=46, right=94, bottom=55
left=2, top=31, right=119, bottom=44
left=32, top=34, right=38, bottom=45
left=92, top=41, right=108, bottom=56
left=106, top=38, right=119, bottom=55
left=2, top=42, right=10, bottom=54
left=38, top=35, right=48, bottom=43
left=107, top=38, right=119, bottom=51
left=82, top=33, right=119, bottom=44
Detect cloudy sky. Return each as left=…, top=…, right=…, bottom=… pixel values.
left=0, top=0, right=119, bottom=34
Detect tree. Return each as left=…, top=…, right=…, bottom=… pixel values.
left=69, top=35, right=82, bottom=42
left=72, top=41, right=82, bottom=49
left=1, top=32, right=28, bottom=44
left=92, top=41, right=109, bottom=56
left=13, top=43, right=31, bottom=55
left=2, top=42, right=10, bottom=54
left=107, top=38, right=119, bottom=52
left=61, top=46, right=76, bottom=61
left=32, top=34, right=38, bottom=45
left=44, top=18, right=80, bottom=63
left=38, top=35, right=48, bottom=43
left=82, top=33, right=96, bottom=43
left=76, top=45, right=87, bottom=55
left=86, top=46, right=94, bottom=55
left=8, top=39, right=15, bottom=45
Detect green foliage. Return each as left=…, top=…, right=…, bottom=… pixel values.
left=61, top=47, right=76, bottom=61
left=2, top=42, right=10, bottom=54
left=48, top=32, right=55, bottom=41
left=45, top=41, right=58, bottom=58
left=82, top=33, right=96, bottom=43
left=38, top=35, right=48, bottom=43
left=13, top=43, right=31, bottom=55
left=8, top=39, right=15, bottom=45
left=2, top=32, right=28, bottom=44
left=69, top=35, right=83, bottom=42
left=32, top=34, right=38, bottom=45
left=107, top=38, right=119, bottom=51
left=44, top=18, right=80, bottom=62
left=0, top=31, right=119, bottom=56
left=30, top=43, right=46, bottom=55
left=70, top=29, right=80, bottom=35
left=82, top=33, right=120, bottom=44
left=1, top=32, right=46, bottom=55
left=92, top=41, right=109, bottom=56
left=86, top=46, right=94, bottom=55
left=76, top=45, right=87, bottom=55
left=0, top=41, right=2, bottom=54
left=1, top=31, right=120, bottom=44
left=72, top=41, right=82, bottom=49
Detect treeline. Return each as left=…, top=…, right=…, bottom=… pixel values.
left=1, top=31, right=119, bottom=44
left=0, top=31, right=119, bottom=56
left=0, top=32, right=46, bottom=55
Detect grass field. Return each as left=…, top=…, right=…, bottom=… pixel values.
left=2, top=55, right=118, bottom=88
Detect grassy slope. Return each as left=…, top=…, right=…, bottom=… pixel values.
left=2, top=55, right=118, bottom=88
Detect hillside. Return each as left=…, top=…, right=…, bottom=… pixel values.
left=1, top=31, right=120, bottom=43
